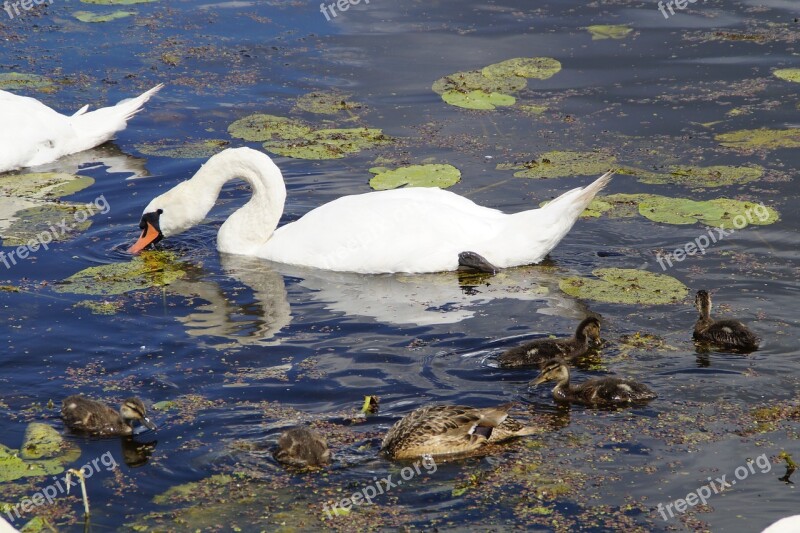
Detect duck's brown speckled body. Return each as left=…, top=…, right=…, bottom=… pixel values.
left=498, top=317, right=601, bottom=368
left=61, top=395, right=156, bottom=437
left=273, top=427, right=331, bottom=468
left=693, top=290, right=759, bottom=352
left=530, top=361, right=656, bottom=406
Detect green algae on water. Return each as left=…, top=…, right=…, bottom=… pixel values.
left=442, top=90, right=515, bottom=110
left=2, top=203, right=93, bottom=247
left=773, top=69, right=800, bottom=83
left=499, top=150, right=615, bottom=179
left=369, top=164, right=461, bottom=190
left=0, top=172, right=94, bottom=200
left=135, top=139, right=229, bottom=159
left=586, top=25, right=633, bottom=40
left=73, top=10, right=136, bottom=22
left=480, top=57, right=561, bottom=80
left=559, top=268, right=688, bottom=305
left=716, top=128, right=800, bottom=151
left=228, top=114, right=312, bottom=142
left=74, top=299, right=124, bottom=315
left=296, top=91, right=362, bottom=114
left=0, top=73, right=54, bottom=91
left=55, top=251, right=187, bottom=296
left=619, top=165, right=763, bottom=187
left=20, top=423, right=79, bottom=461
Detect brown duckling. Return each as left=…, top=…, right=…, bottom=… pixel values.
left=498, top=317, right=601, bottom=368
left=273, top=427, right=331, bottom=468
left=693, top=290, right=759, bottom=352
left=381, top=402, right=537, bottom=460
left=61, top=395, right=156, bottom=437
left=530, top=361, right=656, bottom=406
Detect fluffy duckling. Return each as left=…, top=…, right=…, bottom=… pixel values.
left=498, top=317, right=601, bottom=368
left=381, top=402, right=537, bottom=460
left=61, top=396, right=156, bottom=437
left=530, top=361, right=656, bottom=406
left=693, top=290, right=759, bottom=352
left=273, top=427, right=331, bottom=468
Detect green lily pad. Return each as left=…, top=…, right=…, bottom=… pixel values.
left=441, top=90, right=515, bottom=110
left=20, top=423, right=79, bottom=461
left=519, top=104, right=548, bottom=115
left=638, top=196, right=780, bottom=227
left=2, top=203, right=94, bottom=247
left=296, top=92, right=362, bottom=114
left=368, top=164, right=461, bottom=190
left=0, top=173, right=94, bottom=200
left=773, top=69, right=800, bottom=83
left=480, top=57, right=562, bottom=80
left=559, top=268, right=688, bottom=305
left=263, top=128, right=390, bottom=160
left=0, top=73, right=54, bottom=91
left=716, top=128, right=800, bottom=151
left=135, top=139, right=230, bottom=159
left=586, top=25, right=633, bottom=40
left=55, top=251, right=187, bottom=296
left=73, top=10, right=136, bottom=22
left=499, top=151, right=615, bottom=179
left=0, top=443, right=74, bottom=483
left=620, top=165, right=763, bottom=187
left=20, top=516, right=55, bottom=533
left=227, top=114, right=312, bottom=142
left=432, top=70, right=527, bottom=96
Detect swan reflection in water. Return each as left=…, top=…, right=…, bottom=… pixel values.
left=165, top=250, right=587, bottom=347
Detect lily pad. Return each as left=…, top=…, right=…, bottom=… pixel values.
left=55, top=251, right=187, bottom=296
left=296, top=92, right=362, bottom=114
left=519, top=104, right=548, bottom=115
left=227, top=114, right=312, bottom=142
left=499, top=151, right=615, bottom=179
left=480, top=57, right=562, bottom=80
left=432, top=70, right=527, bottom=96
left=2, top=203, right=93, bottom=247
left=0, top=73, right=54, bottom=91
left=441, top=90, right=515, bottom=110
left=559, top=268, right=688, bottom=305
left=773, top=69, right=800, bottom=83
left=716, top=128, right=800, bottom=151
left=135, top=139, right=230, bottom=159
left=20, top=423, right=79, bottom=461
left=263, top=127, right=390, bottom=160
left=369, top=164, right=461, bottom=190
left=0, top=443, right=73, bottom=483
left=638, top=196, right=779, bottom=227
left=620, top=165, right=763, bottom=187
left=0, top=173, right=94, bottom=200
left=74, top=300, right=124, bottom=315
left=586, top=25, right=633, bottom=40
left=73, top=10, right=136, bottom=22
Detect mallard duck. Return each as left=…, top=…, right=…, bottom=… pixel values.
left=61, top=396, right=156, bottom=437
left=0, top=84, right=162, bottom=173
left=693, top=290, right=759, bottom=352
left=497, top=317, right=601, bottom=368
left=380, top=402, right=537, bottom=459
left=273, top=427, right=331, bottom=468
left=129, top=147, right=613, bottom=274
left=530, top=361, right=656, bottom=406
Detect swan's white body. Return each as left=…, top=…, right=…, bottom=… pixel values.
left=0, top=84, right=162, bottom=173
left=138, top=147, right=611, bottom=274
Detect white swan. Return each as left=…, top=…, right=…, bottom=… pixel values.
left=130, top=147, right=612, bottom=274
left=0, top=84, right=163, bottom=173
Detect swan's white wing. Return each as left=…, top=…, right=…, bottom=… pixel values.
left=262, top=188, right=507, bottom=273
left=0, top=91, right=74, bottom=172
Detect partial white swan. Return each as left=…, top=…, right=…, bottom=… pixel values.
left=0, top=84, right=163, bottom=173
left=130, top=147, right=612, bottom=274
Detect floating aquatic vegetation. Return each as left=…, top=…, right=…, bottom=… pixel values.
left=153, top=474, right=233, bottom=505
left=73, top=10, right=136, bottom=22
left=638, top=196, right=779, bottom=227
left=716, top=128, right=800, bottom=151
left=55, top=251, right=187, bottom=296
left=0, top=73, right=54, bottom=91
left=296, top=91, right=362, bottom=114
left=432, top=57, right=561, bottom=110
left=559, top=268, right=688, bottom=305
left=0, top=431, right=79, bottom=483
left=2, top=203, right=93, bottom=247
left=368, top=164, right=461, bottom=190
left=0, top=173, right=94, bottom=200
left=74, top=299, right=124, bottom=315
left=619, top=165, right=763, bottom=187
left=773, top=68, right=800, bottom=83
left=499, top=150, right=615, bottom=179
left=135, top=139, right=229, bottom=159
left=586, top=25, right=633, bottom=40
left=228, top=114, right=391, bottom=159
left=519, top=104, right=548, bottom=115
left=20, top=423, right=80, bottom=462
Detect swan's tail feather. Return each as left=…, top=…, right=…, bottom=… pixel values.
left=543, top=169, right=614, bottom=219
left=66, top=84, right=164, bottom=153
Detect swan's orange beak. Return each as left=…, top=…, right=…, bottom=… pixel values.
left=128, top=210, right=164, bottom=254
left=128, top=222, right=160, bottom=253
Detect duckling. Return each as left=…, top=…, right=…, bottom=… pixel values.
left=380, top=402, right=537, bottom=460
left=61, top=396, right=156, bottom=437
left=693, top=290, right=759, bottom=352
left=498, top=317, right=601, bottom=368
left=530, top=360, right=656, bottom=406
left=273, top=427, right=331, bottom=468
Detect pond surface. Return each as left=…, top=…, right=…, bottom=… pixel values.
left=1, top=0, right=798, bottom=531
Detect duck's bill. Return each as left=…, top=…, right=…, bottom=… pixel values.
left=141, top=417, right=157, bottom=431
left=529, top=376, right=546, bottom=387
left=128, top=222, right=161, bottom=254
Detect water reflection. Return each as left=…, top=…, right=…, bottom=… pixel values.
left=29, top=144, right=149, bottom=180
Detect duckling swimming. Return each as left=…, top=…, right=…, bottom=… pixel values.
left=61, top=396, right=156, bottom=437
left=381, top=402, right=537, bottom=460
left=498, top=317, right=601, bottom=369
left=693, top=290, right=759, bottom=352
left=530, top=361, right=656, bottom=406
left=273, top=427, right=331, bottom=468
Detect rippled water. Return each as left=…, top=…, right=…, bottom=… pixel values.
left=1, top=1, right=798, bottom=531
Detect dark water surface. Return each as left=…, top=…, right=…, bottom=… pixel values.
left=1, top=0, right=798, bottom=531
